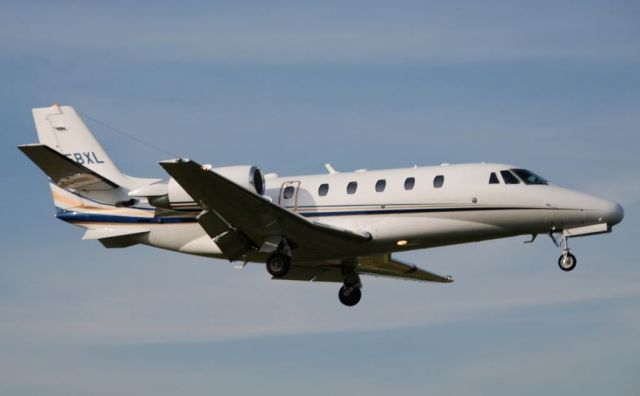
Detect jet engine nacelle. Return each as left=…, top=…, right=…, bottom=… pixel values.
left=129, top=165, right=265, bottom=210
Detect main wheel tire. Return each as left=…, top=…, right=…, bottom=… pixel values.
left=266, top=253, right=291, bottom=277
left=558, top=253, right=577, bottom=272
left=338, top=284, right=362, bottom=307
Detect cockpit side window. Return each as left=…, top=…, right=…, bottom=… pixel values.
left=500, top=170, right=520, bottom=184
left=489, top=172, right=499, bottom=184
left=511, top=169, right=549, bottom=185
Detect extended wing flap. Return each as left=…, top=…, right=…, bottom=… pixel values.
left=19, top=144, right=118, bottom=191
left=197, top=210, right=252, bottom=261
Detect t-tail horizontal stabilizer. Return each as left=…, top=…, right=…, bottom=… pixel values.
left=18, top=144, right=118, bottom=191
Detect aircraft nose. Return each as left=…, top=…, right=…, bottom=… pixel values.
left=607, top=202, right=624, bottom=226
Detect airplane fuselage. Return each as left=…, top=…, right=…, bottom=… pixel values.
left=55, top=162, right=623, bottom=262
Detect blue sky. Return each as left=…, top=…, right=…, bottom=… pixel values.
left=1, top=1, right=639, bottom=395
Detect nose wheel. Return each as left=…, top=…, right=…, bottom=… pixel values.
left=558, top=252, right=577, bottom=271
left=550, top=232, right=577, bottom=272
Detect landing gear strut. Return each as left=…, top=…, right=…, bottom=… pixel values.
left=550, top=232, right=577, bottom=272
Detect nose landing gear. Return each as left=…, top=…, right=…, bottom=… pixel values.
left=550, top=232, right=577, bottom=272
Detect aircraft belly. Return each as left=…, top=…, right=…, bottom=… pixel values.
left=143, top=223, right=223, bottom=257
left=312, top=208, right=551, bottom=253
left=179, top=234, right=224, bottom=256
left=140, top=208, right=560, bottom=262
left=372, top=214, right=508, bottom=240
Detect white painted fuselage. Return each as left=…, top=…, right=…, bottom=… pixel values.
left=54, top=162, right=622, bottom=263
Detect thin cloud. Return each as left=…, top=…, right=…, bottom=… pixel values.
left=1, top=1, right=639, bottom=64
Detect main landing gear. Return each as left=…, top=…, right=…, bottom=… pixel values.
left=266, top=253, right=291, bottom=277
left=265, top=238, right=292, bottom=278
left=550, top=232, right=577, bottom=272
left=265, top=249, right=365, bottom=307
left=338, top=282, right=362, bottom=306
left=339, top=259, right=362, bottom=307
left=266, top=253, right=364, bottom=306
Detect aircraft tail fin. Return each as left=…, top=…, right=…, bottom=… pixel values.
left=31, top=104, right=129, bottom=187
left=20, top=105, right=159, bottom=243
left=23, top=104, right=159, bottom=202
left=19, top=104, right=162, bottom=218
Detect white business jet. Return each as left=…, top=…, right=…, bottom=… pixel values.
left=20, top=105, right=624, bottom=306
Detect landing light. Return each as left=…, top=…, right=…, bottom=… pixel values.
left=397, top=240, right=408, bottom=246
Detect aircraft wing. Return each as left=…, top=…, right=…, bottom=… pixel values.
left=275, top=255, right=453, bottom=283
left=357, top=255, right=454, bottom=283
left=159, top=159, right=371, bottom=261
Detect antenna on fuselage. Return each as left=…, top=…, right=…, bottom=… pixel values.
left=324, top=163, right=339, bottom=174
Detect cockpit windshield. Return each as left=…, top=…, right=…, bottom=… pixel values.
left=511, top=169, right=548, bottom=185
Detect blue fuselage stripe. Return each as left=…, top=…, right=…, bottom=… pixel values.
left=298, top=206, right=546, bottom=217
left=57, top=211, right=196, bottom=224
left=56, top=206, right=549, bottom=224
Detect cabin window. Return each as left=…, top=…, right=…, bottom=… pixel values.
left=318, top=183, right=329, bottom=196
left=433, top=175, right=444, bottom=188
left=375, top=179, right=386, bottom=192
left=511, top=169, right=548, bottom=185
left=500, top=170, right=521, bottom=184
left=489, top=172, right=500, bottom=184
left=347, top=181, right=358, bottom=194
left=283, top=186, right=295, bottom=199
left=404, top=177, right=415, bottom=190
